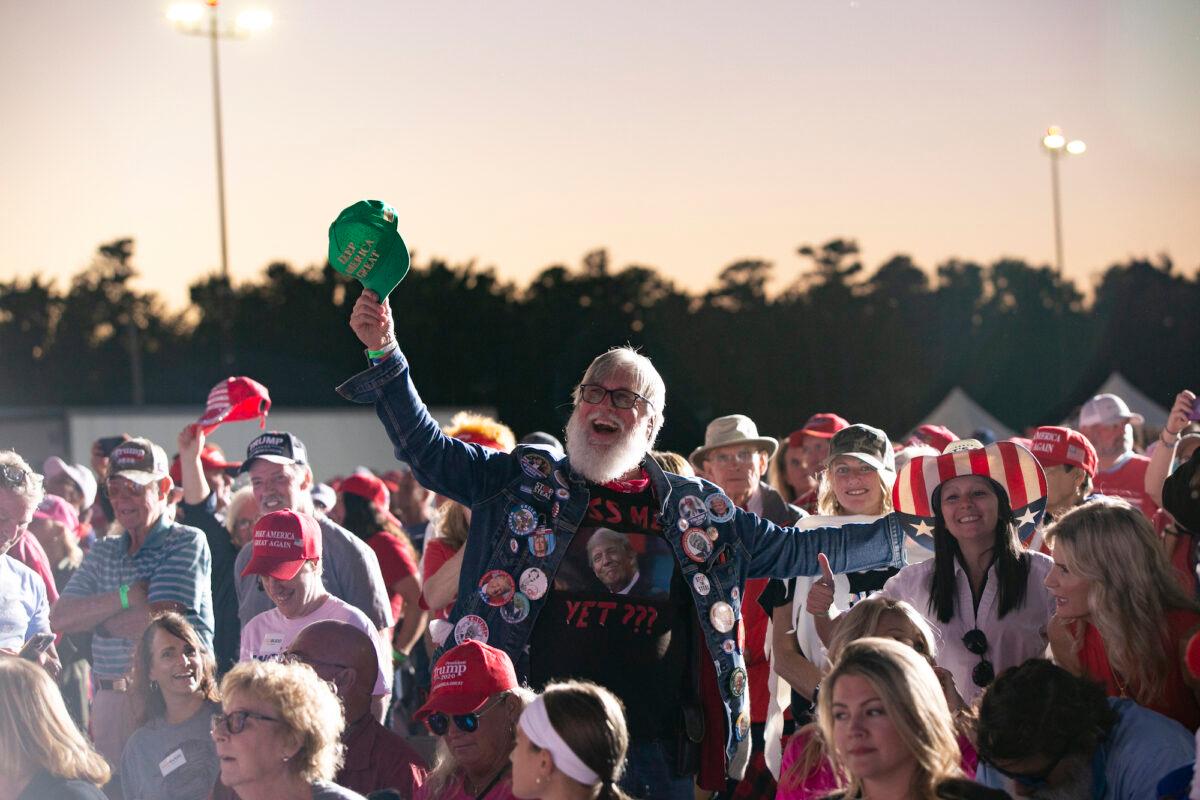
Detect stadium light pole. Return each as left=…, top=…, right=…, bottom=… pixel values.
left=1040, top=126, right=1086, bottom=276
left=166, top=1, right=272, bottom=367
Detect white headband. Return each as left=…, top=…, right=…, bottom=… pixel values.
left=518, top=695, right=600, bottom=786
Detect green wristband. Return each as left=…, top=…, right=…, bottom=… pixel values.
left=392, top=648, right=408, bottom=665
left=118, top=584, right=130, bottom=610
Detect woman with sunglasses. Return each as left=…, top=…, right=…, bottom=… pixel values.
left=210, top=660, right=366, bottom=799
left=1044, top=499, right=1200, bottom=731
left=812, top=440, right=1056, bottom=703
left=120, top=612, right=221, bottom=800
left=415, top=640, right=534, bottom=800
left=817, top=637, right=964, bottom=800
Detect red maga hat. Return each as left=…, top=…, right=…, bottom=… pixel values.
left=198, top=376, right=271, bottom=435
left=414, top=640, right=518, bottom=721
left=787, top=413, right=850, bottom=447
left=339, top=473, right=390, bottom=511
left=240, top=510, right=322, bottom=581
left=1028, top=426, right=1098, bottom=478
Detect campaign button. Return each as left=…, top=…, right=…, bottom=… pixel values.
left=678, top=495, right=708, bottom=527
left=734, top=711, right=750, bottom=741
left=728, top=667, right=747, bottom=697
left=509, top=538, right=519, bottom=554
left=681, top=529, right=714, bottom=563
left=706, top=492, right=736, bottom=523
left=479, top=570, right=515, bottom=607
left=520, top=453, right=552, bottom=479
left=499, top=592, right=531, bottom=624
left=709, top=601, right=735, bottom=633
left=508, top=504, right=538, bottom=536
left=722, top=639, right=736, bottom=654
left=692, top=573, right=711, bottom=596
left=454, top=615, right=489, bottom=645
left=528, top=530, right=556, bottom=558
left=706, top=526, right=719, bottom=541
left=677, top=517, right=690, bottom=532
left=554, top=469, right=569, bottom=489
left=533, top=482, right=553, bottom=502
left=555, top=487, right=569, bottom=500
left=519, top=567, right=549, bottom=601
left=730, top=586, right=740, bottom=603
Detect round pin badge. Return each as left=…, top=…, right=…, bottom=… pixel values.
left=729, top=667, right=747, bottom=698
left=705, top=492, right=736, bottom=523
left=706, top=526, right=719, bottom=542
left=528, top=530, right=557, bottom=558
left=508, top=504, right=538, bottom=536
left=520, top=453, right=552, bottom=479
left=519, top=567, right=549, bottom=601
left=722, top=639, right=736, bottom=654
left=734, top=711, right=751, bottom=742
left=692, top=573, right=711, bottom=596
left=555, top=487, right=569, bottom=500
left=509, top=538, right=519, bottom=554
left=554, top=469, right=569, bottom=489
left=499, top=592, right=531, bottom=624
left=730, top=586, right=740, bottom=603
left=678, top=495, right=708, bottom=527
left=681, top=529, right=714, bottom=563
left=709, top=601, right=735, bottom=633
left=478, top=570, right=515, bottom=607
left=677, top=517, right=690, bottom=532
left=454, top=615, right=489, bottom=645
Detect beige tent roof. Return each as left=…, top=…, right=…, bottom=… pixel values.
left=914, top=387, right=1015, bottom=441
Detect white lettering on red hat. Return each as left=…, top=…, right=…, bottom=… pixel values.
left=432, top=659, right=468, bottom=690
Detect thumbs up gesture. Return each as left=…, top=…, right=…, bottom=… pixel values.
left=806, top=553, right=836, bottom=618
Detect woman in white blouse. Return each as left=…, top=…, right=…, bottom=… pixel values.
left=811, top=439, right=1056, bottom=704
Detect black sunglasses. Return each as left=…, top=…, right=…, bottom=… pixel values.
left=425, top=695, right=505, bottom=736
left=578, top=384, right=653, bottom=411
left=962, top=628, right=995, bottom=687
left=0, top=464, right=29, bottom=490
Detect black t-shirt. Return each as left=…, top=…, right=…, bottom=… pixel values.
left=529, top=482, right=690, bottom=741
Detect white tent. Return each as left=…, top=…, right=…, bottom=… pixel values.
left=914, top=387, right=1015, bottom=441
left=1070, top=372, right=1170, bottom=429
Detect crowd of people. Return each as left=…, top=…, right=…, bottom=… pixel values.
left=0, top=286, right=1198, bottom=800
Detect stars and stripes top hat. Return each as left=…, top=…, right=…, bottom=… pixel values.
left=892, top=439, right=1048, bottom=544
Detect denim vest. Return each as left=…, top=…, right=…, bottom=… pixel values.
left=338, top=349, right=907, bottom=775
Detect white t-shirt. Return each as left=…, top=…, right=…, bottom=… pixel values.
left=240, top=594, right=391, bottom=696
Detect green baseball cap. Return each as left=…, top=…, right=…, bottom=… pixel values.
left=327, top=200, right=410, bottom=299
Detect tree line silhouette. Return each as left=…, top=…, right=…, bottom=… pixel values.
left=2, top=238, right=1196, bottom=453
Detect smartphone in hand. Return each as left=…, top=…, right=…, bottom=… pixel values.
left=19, top=632, right=55, bottom=660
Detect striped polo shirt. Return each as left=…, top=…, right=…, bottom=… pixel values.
left=61, top=517, right=214, bottom=678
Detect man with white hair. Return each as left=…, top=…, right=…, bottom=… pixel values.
left=1078, top=393, right=1158, bottom=518
left=339, top=291, right=907, bottom=797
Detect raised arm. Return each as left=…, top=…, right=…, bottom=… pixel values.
left=337, top=291, right=507, bottom=507
left=744, top=512, right=905, bottom=580
left=1146, top=389, right=1196, bottom=507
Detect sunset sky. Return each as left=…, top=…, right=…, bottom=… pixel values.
left=3, top=0, right=1198, bottom=308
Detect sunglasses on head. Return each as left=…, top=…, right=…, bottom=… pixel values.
left=962, top=628, right=995, bottom=687
left=0, top=464, right=30, bottom=490
left=425, top=694, right=505, bottom=736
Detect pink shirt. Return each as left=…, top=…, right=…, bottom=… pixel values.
left=240, top=594, right=391, bottom=696
left=878, top=552, right=1055, bottom=703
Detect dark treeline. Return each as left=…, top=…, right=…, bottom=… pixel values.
left=2, top=238, right=1197, bottom=453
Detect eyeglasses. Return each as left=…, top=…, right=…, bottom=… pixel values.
left=711, top=449, right=759, bottom=466
left=578, top=384, right=652, bottom=410
left=211, top=710, right=281, bottom=736
left=280, top=651, right=352, bottom=672
left=425, top=694, right=506, bottom=736
left=962, top=628, right=995, bottom=687
left=0, top=464, right=29, bottom=490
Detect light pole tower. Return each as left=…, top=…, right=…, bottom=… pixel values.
left=167, top=1, right=272, bottom=367
left=1040, top=125, right=1086, bottom=276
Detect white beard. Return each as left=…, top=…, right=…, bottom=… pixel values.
left=565, top=410, right=650, bottom=484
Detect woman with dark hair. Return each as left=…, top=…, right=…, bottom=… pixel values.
left=810, top=440, right=1056, bottom=703
left=338, top=474, right=426, bottom=667
left=510, top=680, right=633, bottom=800
left=120, top=612, right=222, bottom=800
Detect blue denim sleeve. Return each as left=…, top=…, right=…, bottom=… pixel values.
left=741, top=513, right=906, bottom=579
left=336, top=348, right=509, bottom=506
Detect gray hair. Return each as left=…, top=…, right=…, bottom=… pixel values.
left=586, top=528, right=634, bottom=558
left=574, top=347, right=666, bottom=444
left=0, top=451, right=44, bottom=506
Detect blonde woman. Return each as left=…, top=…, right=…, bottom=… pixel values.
left=777, top=599, right=974, bottom=800
left=1044, top=498, right=1200, bottom=730
left=211, top=660, right=364, bottom=800
left=0, top=657, right=109, bottom=799
left=817, top=638, right=963, bottom=800
left=761, top=424, right=897, bottom=772
left=510, top=680, right=633, bottom=800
